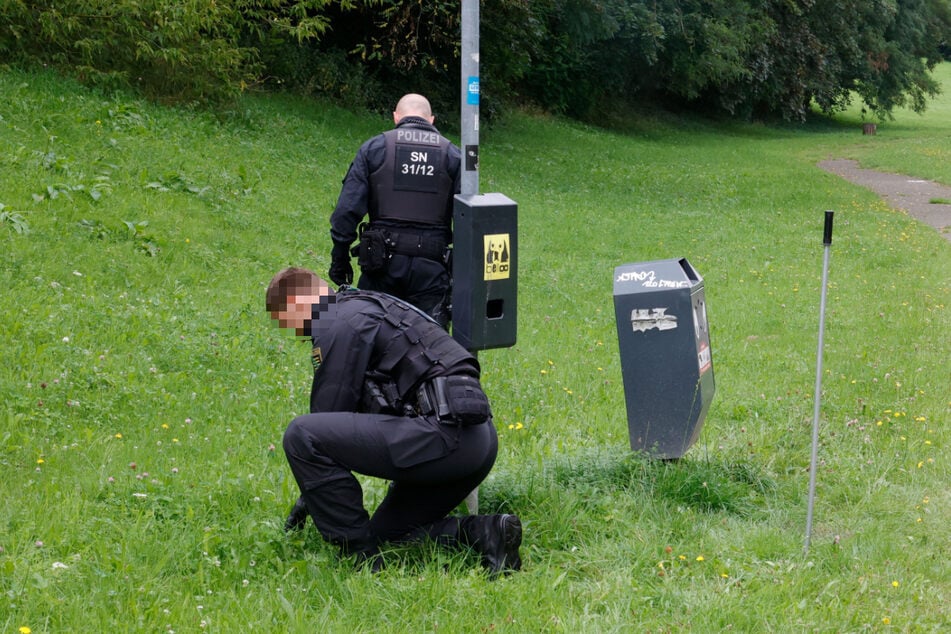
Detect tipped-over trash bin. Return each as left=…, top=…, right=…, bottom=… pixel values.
left=613, top=258, right=715, bottom=458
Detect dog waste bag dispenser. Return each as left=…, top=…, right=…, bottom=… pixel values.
left=613, top=258, right=715, bottom=458
left=452, top=193, right=517, bottom=351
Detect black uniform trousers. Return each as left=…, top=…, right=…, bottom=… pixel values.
left=357, top=254, right=450, bottom=327
left=283, top=410, right=497, bottom=555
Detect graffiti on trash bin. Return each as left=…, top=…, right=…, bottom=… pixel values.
left=630, top=308, right=678, bottom=332
left=616, top=269, right=691, bottom=289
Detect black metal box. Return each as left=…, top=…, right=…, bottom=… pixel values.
left=451, top=193, right=518, bottom=351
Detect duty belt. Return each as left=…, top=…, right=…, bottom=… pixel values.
left=385, top=231, right=448, bottom=262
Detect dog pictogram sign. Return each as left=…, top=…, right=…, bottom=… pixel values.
left=483, top=234, right=511, bottom=280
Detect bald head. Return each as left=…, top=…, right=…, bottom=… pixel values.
left=394, top=93, right=435, bottom=125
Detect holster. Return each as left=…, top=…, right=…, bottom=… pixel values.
left=353, top=226, right=391, bottom=273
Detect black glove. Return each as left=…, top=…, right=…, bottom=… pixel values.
left=284, top=497, right=309, bottom=532
left=329, top=241, right=353, bottom=286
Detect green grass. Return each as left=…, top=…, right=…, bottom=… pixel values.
left=2, top=64, right=949, bottom=632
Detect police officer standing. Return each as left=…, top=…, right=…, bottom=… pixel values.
left=328, top=93, right=460, bottom=327
left=266, top=267, right=522, bottom=575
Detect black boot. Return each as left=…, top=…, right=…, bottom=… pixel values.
left=462, top=514, right=523, bottom=576
left=283, top=497, right=309, bottom=532
left=352, top=546, right=385, bottom=573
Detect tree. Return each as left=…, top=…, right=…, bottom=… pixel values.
left=3, top=0, right=949, bottom=119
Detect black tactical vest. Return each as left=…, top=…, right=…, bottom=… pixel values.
left=346, top=290, right=478, bottom=397
left=368, top=127, right=453, bottom=226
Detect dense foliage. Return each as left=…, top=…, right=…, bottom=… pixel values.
left=2, top=0, right=950, bottom=119
left=0, top=0, right=339, bottom=102
left=495, top=0, right=951, bottom=120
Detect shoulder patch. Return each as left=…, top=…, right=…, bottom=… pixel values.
left=311, top=347, right=322, bottom=371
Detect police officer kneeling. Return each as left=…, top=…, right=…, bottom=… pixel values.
left=266, top=267, right=522, bottom=575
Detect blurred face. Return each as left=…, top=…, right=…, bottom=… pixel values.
left=270, top=278, right=333, bottom=335
left=271, top=295, right=318, bottom=333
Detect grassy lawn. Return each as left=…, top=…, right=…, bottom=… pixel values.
left=1, top=64, right=948, bottom=632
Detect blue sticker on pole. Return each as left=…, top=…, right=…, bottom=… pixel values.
left=467, top=76, right=480, bottom=105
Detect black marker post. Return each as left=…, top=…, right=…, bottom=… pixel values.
left=805, top=210, right=834, bottom=555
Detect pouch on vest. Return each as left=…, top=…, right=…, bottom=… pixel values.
left=355, top=228, right=390, bottom=273
left=360, top=379, right=391, bottom=414
left=446, top=375, right=491, bottom=425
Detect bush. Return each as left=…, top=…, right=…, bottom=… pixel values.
left=1, top=1, right=253, bottom=102
left=0, top=0, right=336, bottom=104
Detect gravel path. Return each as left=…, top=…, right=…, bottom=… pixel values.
left=818, top=159, right=951, bottom=242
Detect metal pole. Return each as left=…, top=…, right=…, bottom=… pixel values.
left=804, top=210, right=834, bottom=555
left=461, top=0, right=480, bottom=514
left=460, top=0, right=479, bottom=197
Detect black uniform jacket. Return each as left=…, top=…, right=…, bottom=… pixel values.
left=309, top=289, right=477, bottom=414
